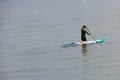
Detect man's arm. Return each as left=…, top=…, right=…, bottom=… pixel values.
left=83, top=28, right=90, bottom=35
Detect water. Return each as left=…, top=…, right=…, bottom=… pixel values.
left=0, top=0, right=120, bottom=80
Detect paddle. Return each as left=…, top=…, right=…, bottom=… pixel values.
left=86, top=27, right=98, bottom=43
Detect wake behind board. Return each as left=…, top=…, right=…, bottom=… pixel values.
left=62, top=38, right=106, bottom=47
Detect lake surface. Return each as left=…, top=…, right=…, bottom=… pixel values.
left=0, top=0, right=120, bottom=80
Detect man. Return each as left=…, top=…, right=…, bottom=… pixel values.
left=81, top=25, right=91, bottom=42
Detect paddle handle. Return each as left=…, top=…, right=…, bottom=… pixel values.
left=86, top=28, right=98, bottom=43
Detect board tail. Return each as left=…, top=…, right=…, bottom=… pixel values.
left=62, top=43, right=78, bottom=47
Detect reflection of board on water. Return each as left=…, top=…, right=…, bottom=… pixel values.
left=62, top=38, right=106, bottom=48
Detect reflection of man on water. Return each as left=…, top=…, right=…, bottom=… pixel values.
left=82, top=44, right=87, bottom=54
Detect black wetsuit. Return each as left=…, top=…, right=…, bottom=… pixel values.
left=81, top=28, right=90, bottom=41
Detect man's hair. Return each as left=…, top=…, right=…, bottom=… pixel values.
left=82, top=25, right=86, bottom=28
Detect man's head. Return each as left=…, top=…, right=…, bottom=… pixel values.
left=82, top=25, right=87, bottom=28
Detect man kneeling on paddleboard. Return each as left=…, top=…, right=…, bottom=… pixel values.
left=80, top=25, right=91, bottom=43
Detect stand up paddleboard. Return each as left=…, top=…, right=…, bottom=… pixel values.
left=62, top=38, right=106, bottom=47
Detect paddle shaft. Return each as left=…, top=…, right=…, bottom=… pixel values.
left=86, top=27, right=98, bottom=43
